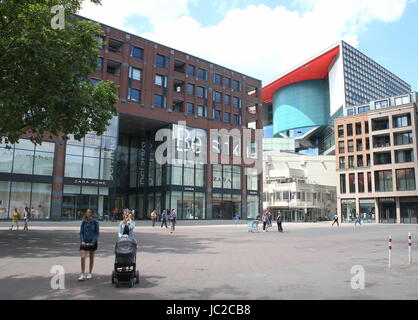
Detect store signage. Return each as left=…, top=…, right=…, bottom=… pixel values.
left=380, top=198, right=395, bottom=203
left=248, top=191, right=259, bottom=196
left=341, top=199, right=356, bottom=204
left=72, top=179, right=109, bottom=187
left=138, top=141, right=147, bottom=186
left=248, top=105, right=257, bottom=115
left=212, top=176, right=232, bottom=184
left=184, top=187, right=195, bottom=192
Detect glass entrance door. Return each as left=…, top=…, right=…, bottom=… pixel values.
left=380, top=203, right=396, bottom=223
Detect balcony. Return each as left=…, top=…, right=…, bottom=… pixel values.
left=174, top=60, right=186, bottom=74
left=173, top=79, right=185, bottom=94
left=108, top=38, right=123, bottom=54
left=106, top=60, right=121, bottom=76
left=372, top=118, right=390, bottom=131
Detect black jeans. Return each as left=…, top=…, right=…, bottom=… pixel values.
left=161, top=219, right=168, bottom=228
left=277, top=222, right=283, bottom=232
left=332, top=219, right=339, bottom=226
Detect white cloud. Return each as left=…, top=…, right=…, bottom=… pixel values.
left=80, top=0, right=410, bottom=84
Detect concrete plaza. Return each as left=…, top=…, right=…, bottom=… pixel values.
left=0, top=221, right=417, bottom=300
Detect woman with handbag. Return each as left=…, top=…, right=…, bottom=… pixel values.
left=78, top=208, right=100, bottom=281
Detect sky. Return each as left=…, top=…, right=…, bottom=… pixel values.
left=79, top=0, right=418, bottom=90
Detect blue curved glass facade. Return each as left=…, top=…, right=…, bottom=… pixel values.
left=273, top=79, right=330, bottom=136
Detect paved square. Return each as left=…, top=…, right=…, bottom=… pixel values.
left=0, top=221, right=417, bottom=300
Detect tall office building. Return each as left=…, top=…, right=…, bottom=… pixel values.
left=263, top=41, right=411, bottom=155
left=0, top=16, right=263, bottom=221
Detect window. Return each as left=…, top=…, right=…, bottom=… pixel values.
left=395, top=149, right=414, bottom=163
left=348, top=140, right=354, bottom=152
left=224, top=94, right=231, bottom=106
left=197, top=68, right=207, bottom=80
left=233, top=114, right=241, bottom=126
left=395, top=132, right=413, bottom=145
left=128, top=88, right=141, bottom=102
left=394, top=95, right=410, bottom=106
left=188, top=64, right=195, bottom=76
left=214, top=74, right=222, bottom=86
left=348, top=156, right=355, bottom=168
left=197, top=105, right=207, bottom=117
left=396, top=169, right=416, bottom=191
left=129, top=66, right=141, bottom=81
left=97, top=57, right=103, bottom=71
left=233, top=80, right=241, bottom=91
left=347, top=124, right=353, bottom=136
left=375, top=170, right=393, bottom=192
left=373, top=135, right=390, bottom=148
left=356, top=139, right=363, bottom=152
left=372, top=118, right=389, bottom=131
left=213, top=109, right=221, bottom=121
left=224, top=112, right=230, bottom=123
left=358, top=173, right=365, bottom=193
left=347, top=109, right=355, bottom=116
left=367, top=172, right=372, bottom=192
left=130, top=46, right=143, bottom=60
left=338, top=141, right=345, bottom=154
left=375, top=100, right=389, bottom=109
left=338, top=125, right=344, bottom=138
left=197, top=86, right=207, bottom=99
left=339, top=157, right=345, bottom=169
left=224, top=77, right=231, bottom=88
left=155, top=74, right=167, bottom=87
left=154, top=94, right=166, bottom=108
left=393, top=114, right=411, bottom=128
left=365, top=121, right=369, bottom=134
left=357, top=155, right=364, bottom=167
left=355, top=122, right=362, bottom=135
left=214, top=91, right=222, bottom=104
left=349, top=174, right=356, bottom=193
left=156, top=54, right=167, bottom=68
left=340, top=174, right=346, bottom=194
left=374, top=152, right=392, bottom=165
left=187, top=83, right=195, bottom=96
left=187, top=103, right=194, bottom=115
left=233, top=96, right=241, bottom=108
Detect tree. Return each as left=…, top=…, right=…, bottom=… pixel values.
left=0, top=0, right=119, bottom=145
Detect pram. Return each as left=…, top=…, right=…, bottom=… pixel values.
left=112, top=236, right=139, bottom=288
left=247, top=220, right=260, bottom=233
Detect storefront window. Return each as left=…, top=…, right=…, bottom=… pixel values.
left=195, top=193, right=206, bottom=219
left=232, top=167, right=241, bottom=189
left=359, top=199, right=375, bottom=223
left=170, top=191, right=182, bottom=218
left=83, top=157, right=100, bottom=179
left=196, top=164, right=204, bottom=187
left=232, top=194, right=241, bottom=217
left=0, top=181, right=10, bottom=219
left=213, top=165, right=223, bottom=188
left=247, top=195, right=259, bottom=219
left=182, top=192, right=195, bottom=219
left=342, top=200, right=356, bottom=223
left=31, top=183, right=52, bottom=219
left=223, top=165, right=232, bottom=189
left=62, top=185, right=108, bottom=220
left=247, top=174, right=259, bottom=191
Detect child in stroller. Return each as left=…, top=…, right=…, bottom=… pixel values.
left=112, top=212, right=139, bottom=288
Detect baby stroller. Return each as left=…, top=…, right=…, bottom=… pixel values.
left=112, top=236, right=139, bottom=288
left=247, top=220, right=260, bottom=233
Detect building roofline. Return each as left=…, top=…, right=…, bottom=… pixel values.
left=73, top=14, right=262, bottom=83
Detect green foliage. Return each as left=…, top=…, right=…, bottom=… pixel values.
left=0, top=0, right=119, bottom=145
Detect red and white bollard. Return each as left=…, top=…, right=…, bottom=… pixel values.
left=408, top=233, right=412, bottom=265
left=388, top=235, right=392, bottom=270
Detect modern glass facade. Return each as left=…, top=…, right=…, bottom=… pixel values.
left=342, top=42, right=411, bottom=107
left=0, top=139, right=55, bottom=219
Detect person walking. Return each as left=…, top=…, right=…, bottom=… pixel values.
left=267, top=210, right=272, bottom=227
left=355, top=212, right=362, bottom=227
left=78, top=208, right=100, bottom=281
left=262, top=211, right=269, bottom=232
left=169, top=209, right=177, bottom=234
left=112, top=207, right=119, bottom=222
left=161, top=210, right=168, bottom=229
left=9, top=208, right=20, bottom=231
left=276, top=212, right=284, bottom=233
left=150, top=210, right=157, bottom=227
left=23, top=207, right=30, bottom=231
left=234, top=213, right=240, bottom=225
left=332, top=214, right=339, bottom=227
